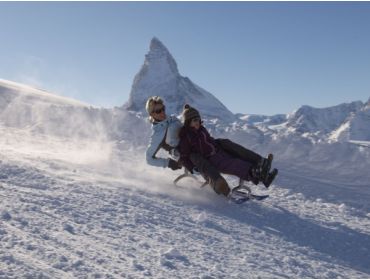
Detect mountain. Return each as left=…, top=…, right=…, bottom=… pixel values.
left=285, top=101, right=364, bottom=137
left=328, top=101, right=370, bottom=142
left=236, top=113, right=288, bottom=126
left=124, top=37, right=236, bottom=121
left=262, top=101, right=370, bottom=144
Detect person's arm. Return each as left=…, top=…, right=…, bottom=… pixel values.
left=146, top=128, right=169, bottom=168
left=179, top=133, right=195, bottom=172
left=165, top=116, right=183, bottom=148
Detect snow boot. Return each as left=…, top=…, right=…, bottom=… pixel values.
left=260, top=154, right=273, bottom=182
left=263, top=168, right=278, bottom=188
left=249, top=154, right=273, bottom=184
left=249, top=168, right=260, bottom=185
left=211, top=177, right=230, bottom=196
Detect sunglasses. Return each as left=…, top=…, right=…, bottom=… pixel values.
left=152, top=105, right=165, bottom=114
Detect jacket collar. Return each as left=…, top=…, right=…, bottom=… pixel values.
left=152, top=117, right=170, bottom=131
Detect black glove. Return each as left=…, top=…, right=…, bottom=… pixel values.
left=192, top=167, right=201, bottom=175
left=168, top=159, right=182, bottom=170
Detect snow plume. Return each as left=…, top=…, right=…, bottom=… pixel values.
left=0, top=79, right=115, bottom=167
left=0, top=81, right=107, bottom=141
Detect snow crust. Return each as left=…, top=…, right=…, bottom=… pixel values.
left=1, top=122, right=370, bottom=278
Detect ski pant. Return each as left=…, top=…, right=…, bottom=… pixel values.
left=208, top=149, right=252, bottom=181
left=188, top=139, right=261, bottom=193
left=215, top=138, right=262, bottom=167
left=189, top=153, right=221, bottom=182
left=189, top=153, right=229, bottom=196
left=188, top=139, right=262, bottom=180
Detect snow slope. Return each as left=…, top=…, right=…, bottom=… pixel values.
left=1, top=124, right=370, bottom=278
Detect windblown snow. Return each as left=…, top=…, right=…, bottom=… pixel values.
left=1, top=38, right=370, bottom=278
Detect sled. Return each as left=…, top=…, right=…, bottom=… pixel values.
left=173, top=168, right=269, bottom=202
left=173, top=168, right=208, bottom=188
left=173, top=168, right=268, bottom=192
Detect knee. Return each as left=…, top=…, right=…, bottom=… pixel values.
left=212, top=177, right=230, bottom=197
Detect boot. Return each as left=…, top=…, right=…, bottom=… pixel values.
left=263, top=168, right=278, bottom=188
left=249, top=167, right=260, bottom=185
left=260, top=154, right=273, bottom=182
left=211, top=176, right=230, bottom=196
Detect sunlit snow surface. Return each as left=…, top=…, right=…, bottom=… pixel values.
left=1, top=125, right=370, bottom=278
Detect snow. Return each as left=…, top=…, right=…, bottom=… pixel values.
left=1, top=37, right=370, bottom=278
left=1, top=119, right=370, bottom=278
left=0, top=79, right=88, bottom=107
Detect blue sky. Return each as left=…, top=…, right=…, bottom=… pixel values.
left=1, top=2, right=370, bottom=115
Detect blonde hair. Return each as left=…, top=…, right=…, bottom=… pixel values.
left=145, top=96, right=164, bottom=123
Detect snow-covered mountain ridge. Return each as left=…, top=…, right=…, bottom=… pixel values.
left=237, top=100, right=370, bottom=144
left=124, top=37, right=236, bottom=122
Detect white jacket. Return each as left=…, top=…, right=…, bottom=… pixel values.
left=146, top=115, right=183, bottom=168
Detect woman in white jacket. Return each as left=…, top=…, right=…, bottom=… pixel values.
left=145, top=96, right=183, bottom=170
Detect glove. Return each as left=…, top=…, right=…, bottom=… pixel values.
left=192, top=167, right=201, bottom=175
left=169, top=148, right=180, bottom=161
left=168, top=158, right=182, bottom=170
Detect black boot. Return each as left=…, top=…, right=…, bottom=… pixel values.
left=263, top=168, right=278, bottom=188
left=249, top=167, right=260, bottom=185
left=260, top=154, right=273, bottom=182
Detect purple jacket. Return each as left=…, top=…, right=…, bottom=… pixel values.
left=179, top=125, right=218, bottom=171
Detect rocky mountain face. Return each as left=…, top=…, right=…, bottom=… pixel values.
left=124, top=37, right=235, bottom=122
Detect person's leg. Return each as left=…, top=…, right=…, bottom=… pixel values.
left=216, top=139, right=273, bottom=183
left=208, top=150, right=252, bottom=182
left=216, top=138, right=262, bottom=166
left=189, top=153, right=230, bottom=196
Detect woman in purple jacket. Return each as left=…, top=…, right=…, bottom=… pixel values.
left=179, top=104, right=275, bottom=196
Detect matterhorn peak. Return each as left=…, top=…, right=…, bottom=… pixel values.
left=149, top=37, right=170, bottom=53
left=124, top=38, right=235, bottom=121
left=144, top=37, right=179, bottom=76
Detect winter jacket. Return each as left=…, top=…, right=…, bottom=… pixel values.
left=146, top=115, right=183, bottom=168
left=178, top=125, right=218, bottom=171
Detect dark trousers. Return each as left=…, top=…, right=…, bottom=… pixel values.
left=189, top=153, right=221, bottom=182
left=208, top=149, right=252, bottom=181
left=189, top=139, right=262, bottom=181
left=215, top=138, right=262, bottom=167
